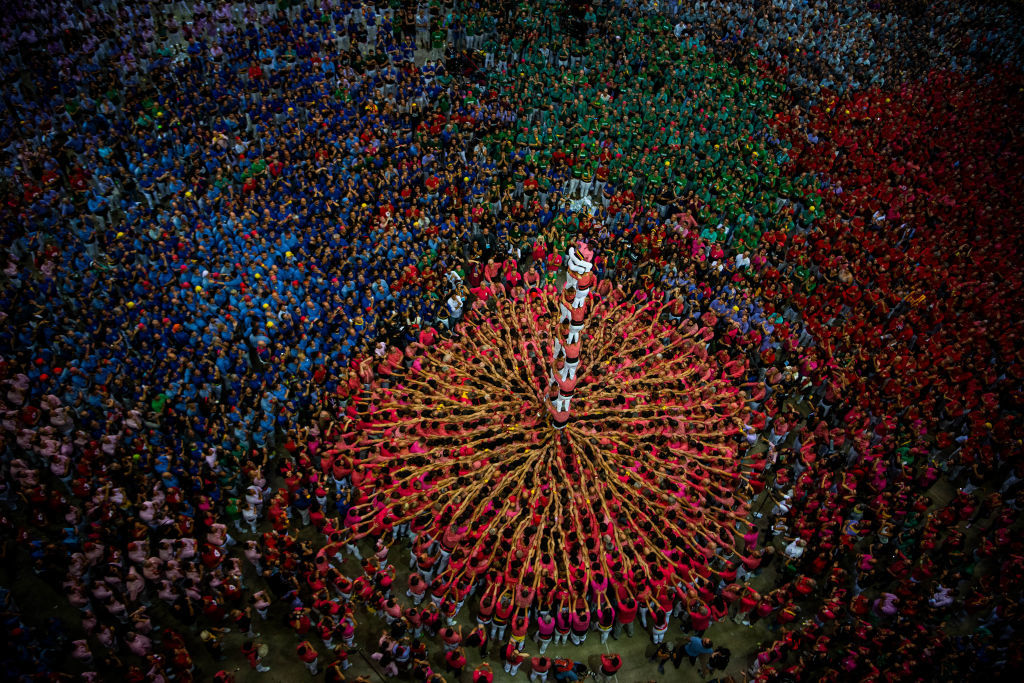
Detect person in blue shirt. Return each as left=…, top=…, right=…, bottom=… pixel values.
left=684, top=636, right=715, bottom=673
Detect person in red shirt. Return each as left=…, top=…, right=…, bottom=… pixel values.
left=532, top=238, right=548, bottom=264
left=464, top=623, right=489, bottom=658
left=735, top=585, right=760, bottom=627
left=407, top=572, right=427, bottom=606
left=241, top=640, right=270, bottom=673
left=530, top=655, right=552, bottom=682
left=503, top=641, right=527, bottom=677
left=599, top=653, right=622, bottom=682
left=491, top=590, right=514, bottom=642
left=472, top=662, right=494, bottom=683
left=613, top=591, right=637, bottom=639
left=510, top=608, right=530, bottom=648
left=545, top=251, right=563, bottom=281
left=324, top=654, right=349, bottom=683
left=297, top=640, right=319, bottom=675
left=687, top=595, right=711, bottom=635
left=444, top=646, right=467, bottom=679
left=440, top=624, right=462, bottom=652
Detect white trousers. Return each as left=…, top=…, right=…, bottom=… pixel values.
left=559, top=302, right=572, bottom=323
left=560, top=361, right=579, bottom=380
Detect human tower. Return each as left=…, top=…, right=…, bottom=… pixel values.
left=340, top=242, right=764, bottom=604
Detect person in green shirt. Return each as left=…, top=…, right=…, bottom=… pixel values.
left=151, top=392, right=168, bottom=415
left=515, top=128, right=529, bottom=149
left=431, top=28, right=446, bottom=61
left=537, top=175, right=552, bottom=204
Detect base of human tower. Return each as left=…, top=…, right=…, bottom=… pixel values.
left=345, top=242, right=767, bottom=602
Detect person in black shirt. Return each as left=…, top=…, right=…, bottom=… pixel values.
left=476, top=226, right=496, bottom=261
left=708, top=646, right=731, bottom=673
left=649, top=642, right=672, bottom=674
left=463, top=623, right=488, bottom=657
left=402, top=10, right=416, bottom=40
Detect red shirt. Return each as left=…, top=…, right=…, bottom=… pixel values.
left=297, top=641, right=318, bottom=663
left=616, top=598, right=637, bottom=624
left=600, top=655, right=622, bottom=674
left=504, top=644, right=525, bottom=665
left=445, top=650, right=467, bottom=669
left=689, top=604, right=711, bottom=631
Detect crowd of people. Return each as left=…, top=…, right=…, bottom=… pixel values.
left=741, top=61, right=1024, bottom=679
left=662, top=0, right=1024, bottom=98
left=0, top=0, right=1022, bottom=680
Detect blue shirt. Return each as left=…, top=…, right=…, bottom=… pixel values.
left=685, top=637, right=714, bottom=658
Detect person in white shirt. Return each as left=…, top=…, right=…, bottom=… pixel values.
left=784, top=538, right=806, bottom=562
left=447, top=294, right=464, bottom=320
